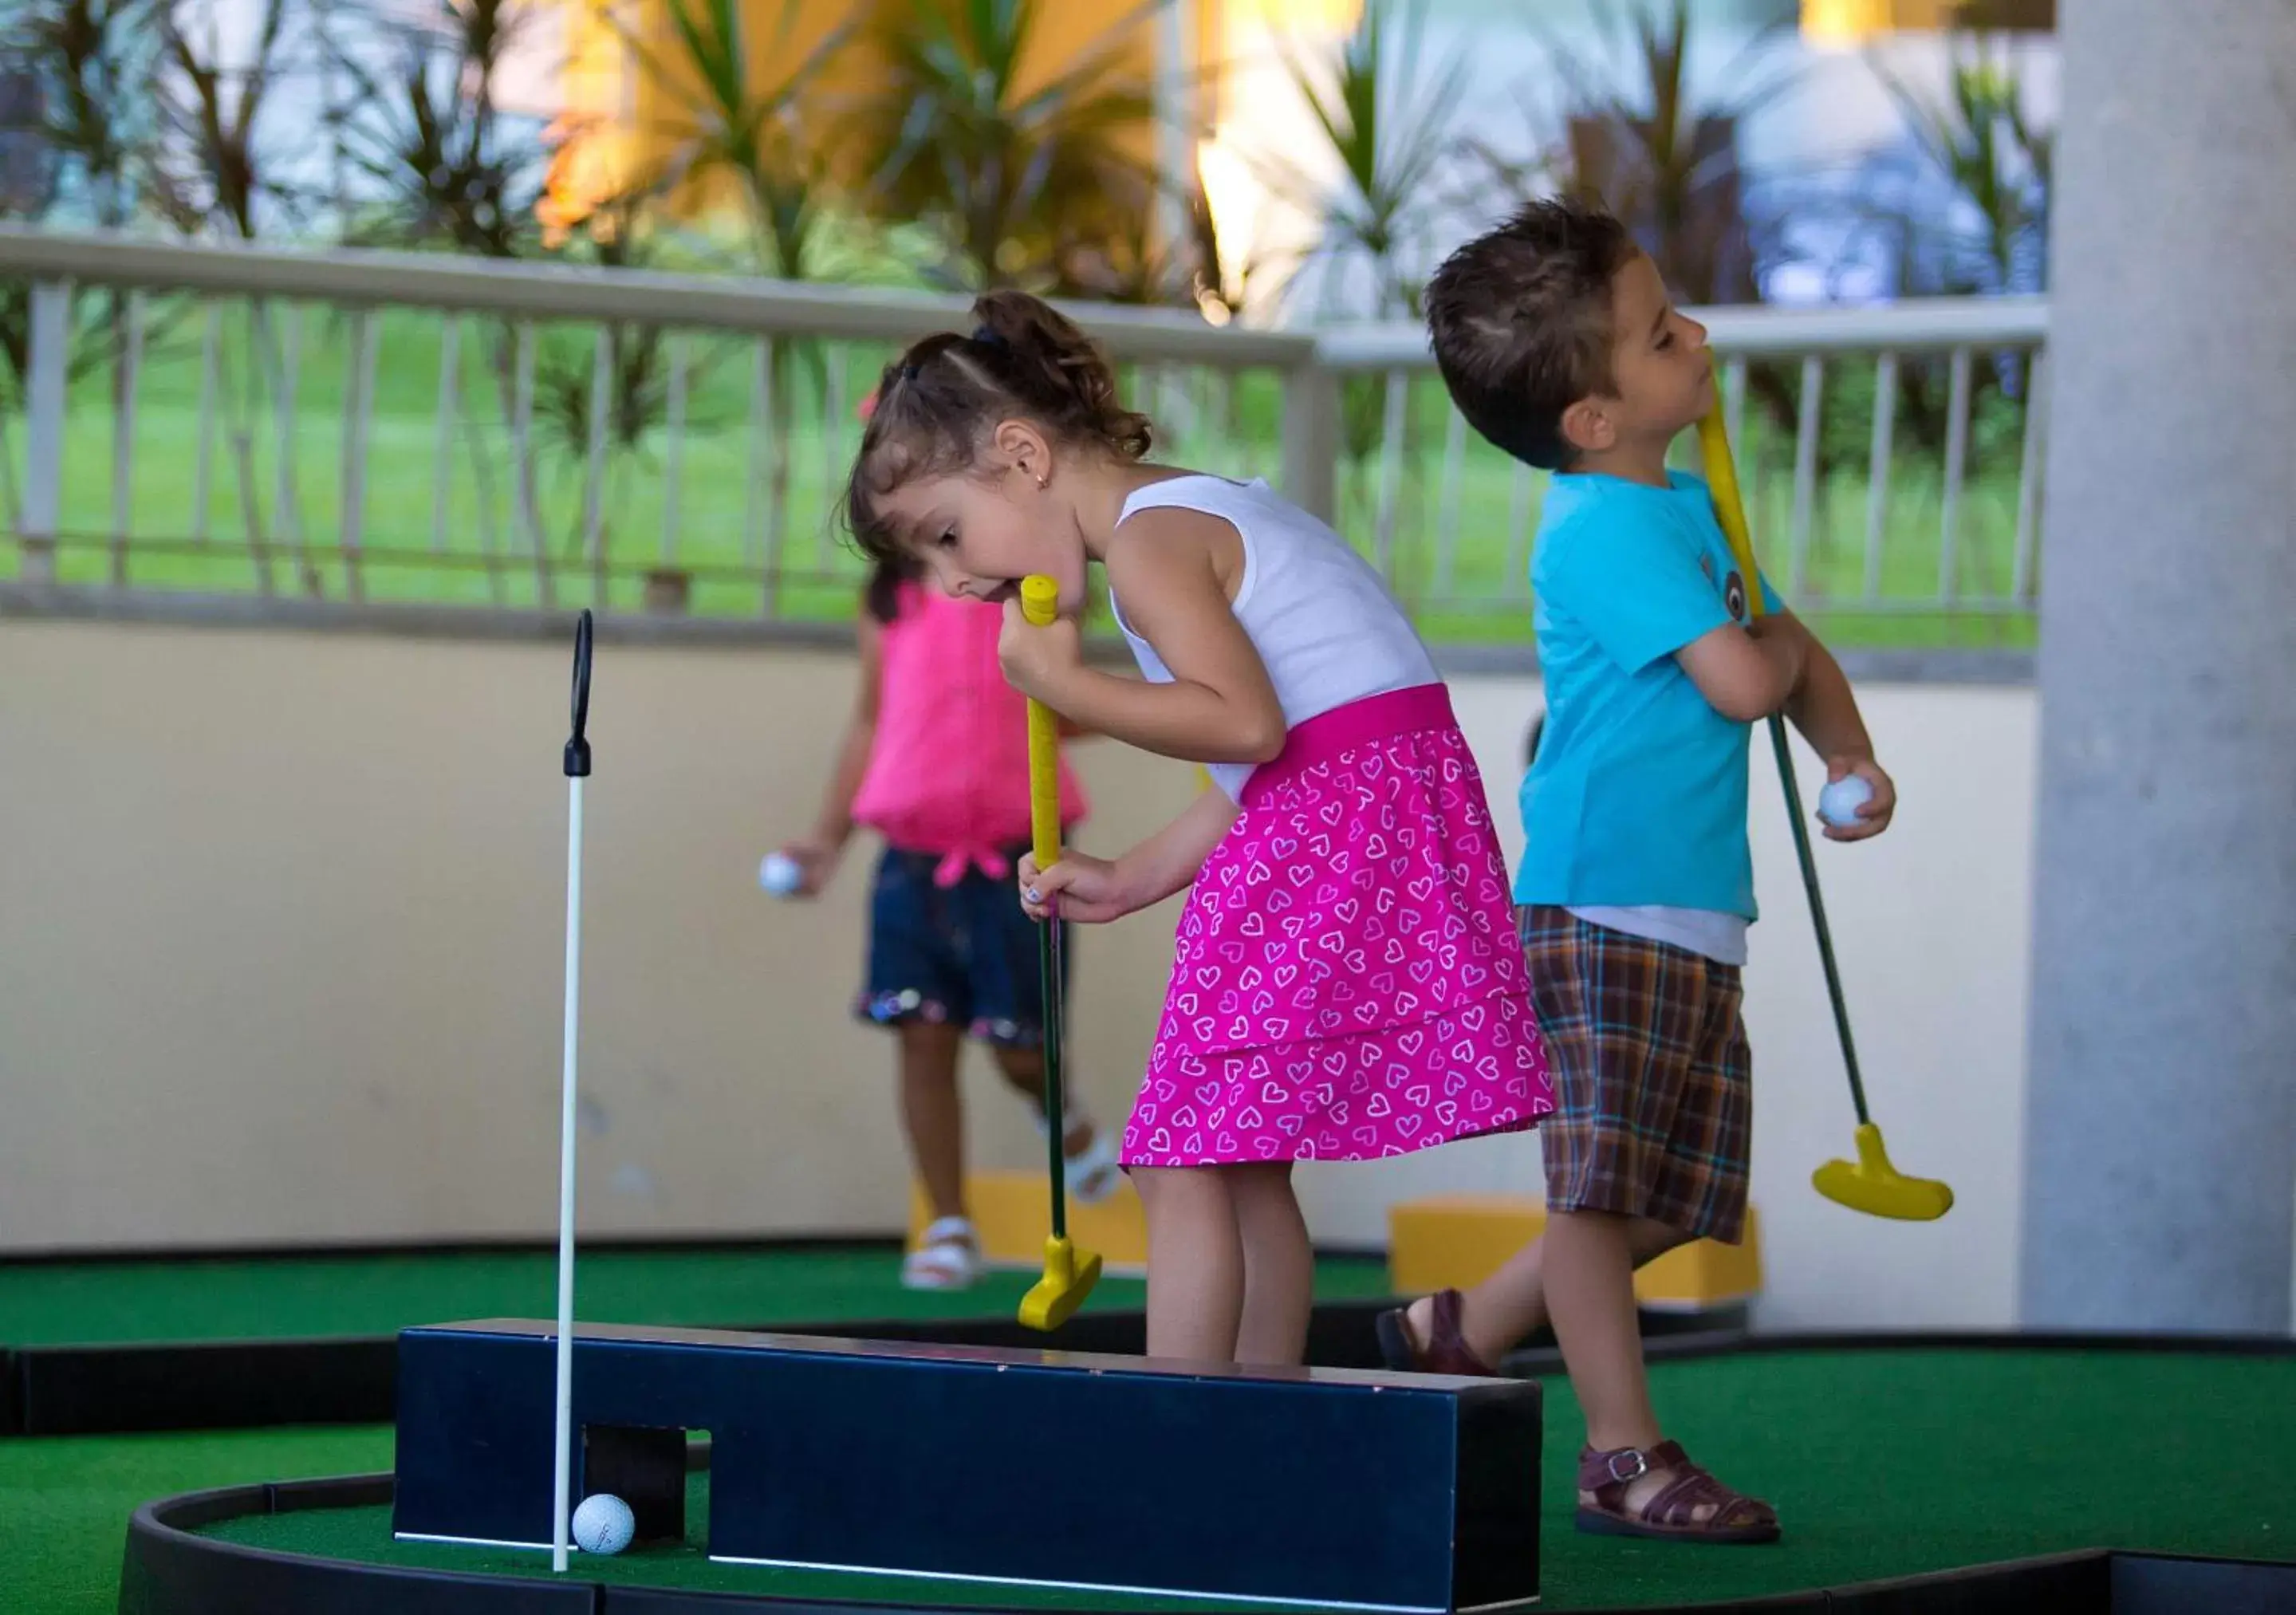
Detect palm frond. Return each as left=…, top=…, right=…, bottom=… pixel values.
left=327, top=0, right=552, bottom=258
left=1249, top=0, right=1467, bottom=319
left=843, top=0, right=1176, bottom=292
left=1471, top=0, right=1772, bottom=306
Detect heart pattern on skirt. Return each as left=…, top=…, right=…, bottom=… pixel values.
left=1123, top=708, right=1554, bottom=1167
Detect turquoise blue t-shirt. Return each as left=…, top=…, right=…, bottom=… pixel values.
left=1514, top=471, right=1782, bottom=920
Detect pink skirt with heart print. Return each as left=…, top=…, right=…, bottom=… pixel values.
left=1120, top=683, right=1554, bottom=1168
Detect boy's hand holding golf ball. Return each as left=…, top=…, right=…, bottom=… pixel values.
left=1815, top=758, right=1896, bottom=843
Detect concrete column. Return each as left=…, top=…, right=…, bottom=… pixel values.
left=2021, top=1, right=2296, bottom=1332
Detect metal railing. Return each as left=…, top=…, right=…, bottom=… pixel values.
left=0, top=226, right=2046, bottom=649
left=1317, top=297, right=2048, bottom=637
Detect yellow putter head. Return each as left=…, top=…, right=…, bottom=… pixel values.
left=1018, top=1235, right=1103, bottom=1331
left=1813, top=1124, right=1955, bottom=1222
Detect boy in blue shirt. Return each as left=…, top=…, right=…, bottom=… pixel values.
left=1376, top=199, right=1896, bottom=1543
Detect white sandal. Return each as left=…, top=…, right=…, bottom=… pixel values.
left=1038, top=1113, right=1124, bottom=1205
left=901, top=1215, right=983, bottom=1290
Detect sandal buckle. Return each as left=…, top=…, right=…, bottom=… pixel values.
left=1604, top=1449, right=1649, bottom=1485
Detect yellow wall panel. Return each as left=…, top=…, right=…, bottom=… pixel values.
left=1803, top=0, right=1955, bottom=43
left=1388, top=1196, right=1763, bottom=1311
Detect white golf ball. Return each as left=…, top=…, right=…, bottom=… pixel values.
left=1817, top=774, right=1875, bottom=829
left=758, top=851, right=803, bottom=897
left=571, top=1491, right=636, bottom=1555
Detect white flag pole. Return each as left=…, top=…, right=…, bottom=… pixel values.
left=551, top=609, right=593, bottom=1574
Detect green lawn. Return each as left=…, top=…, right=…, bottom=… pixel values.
left=2, top=301, right=2038, bottom=652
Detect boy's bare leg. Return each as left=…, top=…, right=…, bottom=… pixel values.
left=1401, top=1215, right=1690, bottom=1366
left=1546, top=1208, right=1754, bottom=1525
left=1543, top=1209, right=1663, bottom=1449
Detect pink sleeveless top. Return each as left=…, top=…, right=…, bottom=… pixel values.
left=850, top=583, right=1087, bottom=886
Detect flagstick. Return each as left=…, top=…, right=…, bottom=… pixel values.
left=552, top=609, right=593, bottom=1573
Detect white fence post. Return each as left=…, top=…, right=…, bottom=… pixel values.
left=19, top=279, right=69, bottom=585
left=1280, top=362, right=1339, bottom=526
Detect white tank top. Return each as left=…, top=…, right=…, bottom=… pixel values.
left=1108, top=475, right=1440, bottom=799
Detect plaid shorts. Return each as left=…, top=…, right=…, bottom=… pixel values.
left=1518, top=904, right=1752, bottom=1243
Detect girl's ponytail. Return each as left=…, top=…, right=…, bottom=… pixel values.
left=845, top=291, right=1155, bottom=561
left=967, top=290, right=1153, bottom=461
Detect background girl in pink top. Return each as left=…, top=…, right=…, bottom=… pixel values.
left=843, top=291, right=1554, bottom=1365
left=774, top=556, right=1120, bottom=1290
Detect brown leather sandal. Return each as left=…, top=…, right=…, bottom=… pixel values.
left=1373, top=1290, right=1497, bottom=1377
left=1576, top=1440, right=1780, bottom=1544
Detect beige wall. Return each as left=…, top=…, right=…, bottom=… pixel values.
left=0, top=619, right=1195, bottom=1253
left=0, top=616, right=2066, bottom=1330
left=1300, top=678, right=2042, bottom=1333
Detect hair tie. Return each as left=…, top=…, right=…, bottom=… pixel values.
left=970, top=324, right=1008, bottom=351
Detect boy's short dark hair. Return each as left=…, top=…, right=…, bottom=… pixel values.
left=1424, top=198, right=1636, bottom=471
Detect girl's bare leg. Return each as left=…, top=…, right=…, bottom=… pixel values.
left=1229, top=1162, right=1314, bottom=1366
left=1133, top=1165, right=1243, bottom=1361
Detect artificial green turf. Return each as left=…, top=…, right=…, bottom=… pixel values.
left=3, top=1423, right=393, bottom=1615
left=1536, top=1348, right=2296, bottom=1608
left=208, top=1475, right=1201, bottom=1610
left=3, top=1250, right=1390, bottom=1615
left=175, top=1349, right=2296, bottom=1612
left=0, top=1247, right=1395, bottom=1348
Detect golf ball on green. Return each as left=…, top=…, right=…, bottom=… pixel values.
left=572, top=1493, right=635, bottom=1555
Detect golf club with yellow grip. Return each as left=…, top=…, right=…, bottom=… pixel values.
left=1697, top=391, right=1954, bottom=1223
left=1015, top=575, right=1105, bottom=1329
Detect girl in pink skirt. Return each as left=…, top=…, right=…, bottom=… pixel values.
left=843, top=290, right=1555, bottom=1366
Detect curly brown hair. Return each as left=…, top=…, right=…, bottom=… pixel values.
left=844, top=290, right=1154, bottom=561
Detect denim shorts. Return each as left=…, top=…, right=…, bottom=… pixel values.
left=854, top=845, right=1070, bottom=1048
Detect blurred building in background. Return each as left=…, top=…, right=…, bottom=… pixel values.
left=551, top=0, right=2057, bottom=320
left=120, top=2, right=2058, bottom=321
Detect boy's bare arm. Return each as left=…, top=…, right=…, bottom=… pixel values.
left=1772, top=611, right=1897, bottom=841
left=1676, top=611, right=1895, bottom=838
left=1674, top=620, right=1804, bottom=723
left=1774, top=613, right=1871, bottom=761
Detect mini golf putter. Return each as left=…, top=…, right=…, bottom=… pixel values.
left=1696, top=394, right=1955, bottom=1223
left=1813, top=1122, right=1955, bottom=1223
left=1020, top=1233, right=1101, bottom=1333
left=1015, top=574, right=1104, bottom=1330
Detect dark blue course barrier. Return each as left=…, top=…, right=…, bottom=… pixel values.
left=393, top=1319, right=1542, bottom=1612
